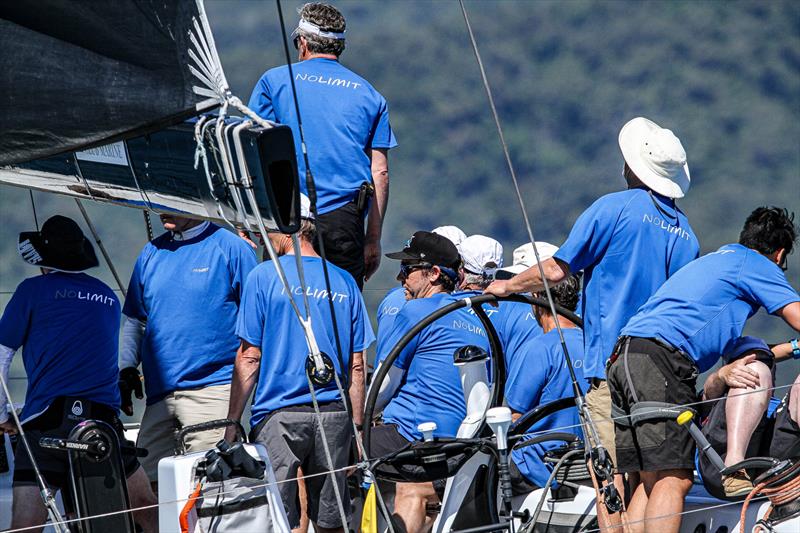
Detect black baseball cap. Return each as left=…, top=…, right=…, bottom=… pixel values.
left=385, top=231, right=461, bottom=269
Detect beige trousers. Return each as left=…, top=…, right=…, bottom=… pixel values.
left=585, top=379, right=617, bottom=466
left=136, top=383, right=231, bottom=481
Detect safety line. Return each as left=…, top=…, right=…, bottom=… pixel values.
left=4, top=460, right=797, bottom=533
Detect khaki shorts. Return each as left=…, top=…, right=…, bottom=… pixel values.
left=137, top=383, right=231, bottom=481
left=585, top=379, right=616, bottom=466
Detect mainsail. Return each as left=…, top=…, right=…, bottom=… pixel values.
left=0, top=0, right=300, bottom=233
left=0, top=0, right=220, bottom=165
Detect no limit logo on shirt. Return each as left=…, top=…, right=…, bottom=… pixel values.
left=55, top=289, right=115, bottom=306
left=295, top=73, right=363, bottom=90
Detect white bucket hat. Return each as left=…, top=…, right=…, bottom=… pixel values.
left=496, top=241, right=558, bottom=279
left=458, top=235, right=503, bottom=278
left=432, top=225, right=467, bottom=246
left=618, top=117, right=690, bottom=199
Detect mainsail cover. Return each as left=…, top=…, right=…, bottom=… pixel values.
left=0, top=0, right=222, bottom=166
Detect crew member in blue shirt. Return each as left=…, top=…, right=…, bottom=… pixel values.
left=0, top=216, right=156, bottom=532
left=485, top=117, right=700, bottom=475
left=458, top=237, right=553, bottom=375
left=120, top=214, right=257, bottom=483
left=505, top=275, right=587, bottom=493
left=249, top=2, right=397, bottom=289
left=610, top=206, right=800, bottom=533
left=370, top=231, right=488, bottom=532
left=225, top=195, right=374, bottom=532
left=376, top=226, right=466, bottom=354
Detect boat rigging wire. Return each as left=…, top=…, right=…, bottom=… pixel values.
left=74, top=199, right=127, bottom=297
left=457, top=0, right=622, bottom=516
left=0, top=372, right=69, bottom=533
left=2, top=439, right=795, bottom=533
left=273, top=0, right=396, bottom=528
left=28, top=191, right=39, bottom=231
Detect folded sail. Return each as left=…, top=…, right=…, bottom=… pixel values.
left=0, top=0, right=221, bottom=166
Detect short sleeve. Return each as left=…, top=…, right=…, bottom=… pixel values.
left=122, top=246, right=151, bottom=321
left=554, top=196, right=624, bottom=273
left=504, top=342, right=549, bottom=414
left=370, top=98, right=398, bottom=149
left=226, top=239, right=258, bottom=304
left=377, top=308, right=419, bottom=370
left=248, top=74, right=277, bottom=122
left=236, top=270, right=266, bottom=347
left=740, top=255, right=800, bottom=315
left=0, top=280, right=34, bottom=350
left=351, top=288, right=376, bottom=352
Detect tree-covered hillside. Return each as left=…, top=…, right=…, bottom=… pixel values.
left=1, top=0, right=798, bottom=398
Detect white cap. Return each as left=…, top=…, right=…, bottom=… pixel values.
left=458, top=235, right=503, bottom=278
left=432, top=225, right=467, bottom=246
left=618, top=116, right=690, bottom=199
left=300, top=193, right=314, bottom=220
left=496, top=241, right=558, bottom=277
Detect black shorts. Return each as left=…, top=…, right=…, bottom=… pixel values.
left=771, top=386, right=800, bottom=460
left=608, top=337, right=699, bottom=473
left=509, top=460, right=539, bottom=495
left=369, top=423, right=448, bottom=494
left=13, top=397, right=139, bottom=491
left=314, top=201, right=366, bottom=290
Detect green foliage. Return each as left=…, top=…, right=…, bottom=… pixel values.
left=1, top=0, right=798, bottom=389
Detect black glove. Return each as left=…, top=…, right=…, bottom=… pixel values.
left=119, top=367, right=144, bottom=416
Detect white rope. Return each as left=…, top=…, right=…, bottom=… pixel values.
left=193, top=115, right=235, bottom=228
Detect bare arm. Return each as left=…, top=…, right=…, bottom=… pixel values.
left=224, top=340, right=261, bottom=442
left=703, top=354, right=760, bottom=400
left=364, top=148, right=389, bottom=282
left=349, top=350, right=365, bottom=426
left=485, top=257, right=571, bottom=297
left=776, top=301, right=800, bottom=332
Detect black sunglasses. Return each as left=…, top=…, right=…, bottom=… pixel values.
left=399, top=262, right=431, bottom=278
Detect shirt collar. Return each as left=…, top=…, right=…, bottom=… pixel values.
left=173, top=221, right=210, bottom=241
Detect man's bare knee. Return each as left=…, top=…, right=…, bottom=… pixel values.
left=11, top=485, right=49, bottom=532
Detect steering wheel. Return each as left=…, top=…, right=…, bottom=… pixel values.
left=363, top=294, right=583, bottom=482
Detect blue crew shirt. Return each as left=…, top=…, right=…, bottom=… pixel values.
left=454, top=290, right=544, bottom=375
left=507, top=327, right=587, bottom=488
left=237, top=255, right=374, bottom=428
left=553, top=188, right=699, bottom=382
left=376, top=286, right=407, bottom=344
left=249, top=58, right=398, bottom=215
left=623, top=244, right=799, bottom=373
left=0, top=273, right=121, bottom=422
left=123, top=224, right=257, bottom=404
left=379, top=293, right=490, bottom=441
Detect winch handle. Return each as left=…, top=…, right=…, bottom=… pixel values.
left=175, top=419, right=246, bottom=455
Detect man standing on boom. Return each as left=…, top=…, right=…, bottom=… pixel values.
left=485, top=116, right=700, bottom=524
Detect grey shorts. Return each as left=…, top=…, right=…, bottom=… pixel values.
left=252, top=403, right=352, bottom=529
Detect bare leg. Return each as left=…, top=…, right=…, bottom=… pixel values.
left=789, top=374, right=800, bottom=423
left=393, top=481, right=438, bottom=533
left=126, top=467, right=158, bottom=533
left=642, top=469, right=693, bottom=533
left=725, top=360, right=772, bottom=466
left=625, top=474, right=650, bottom=533
left=293, top=469, right=309, bottom=533
left=11, top=485, right=49, bottom=533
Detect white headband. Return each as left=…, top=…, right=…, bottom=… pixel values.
left=293, top=18, right=346, bottom=41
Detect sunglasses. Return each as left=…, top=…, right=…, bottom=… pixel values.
left=399, top=262, right=431, bottom=278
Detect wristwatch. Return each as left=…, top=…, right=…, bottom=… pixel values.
left=791, top=338, right=800, bottom=359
